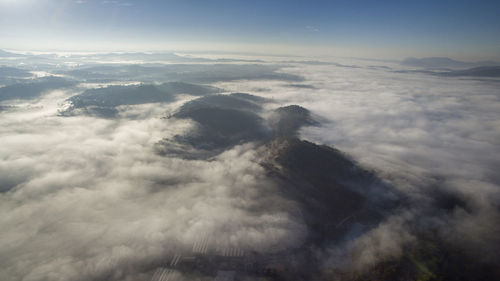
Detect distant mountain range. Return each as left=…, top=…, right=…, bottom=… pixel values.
left=401, top=57, right=499, bottom=69
left=0, top=49, right=264, bottom=64
left=395, top=65, right=500, bottom=78
left=440, top=66, right=500, bottom=77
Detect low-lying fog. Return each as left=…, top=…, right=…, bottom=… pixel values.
left=0, top=52, right=499, bottom=280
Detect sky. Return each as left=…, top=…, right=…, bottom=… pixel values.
left=1, top=0, right=500, bottom=60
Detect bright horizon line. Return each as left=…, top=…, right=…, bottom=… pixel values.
left=2, top=43, right=499, bottom=63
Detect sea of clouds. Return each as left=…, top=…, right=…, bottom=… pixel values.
left=215, top=60, right=500, bottom=271
left=0, top=93, right=308, bottom=280
left=0, top=55, right=499, bottom=280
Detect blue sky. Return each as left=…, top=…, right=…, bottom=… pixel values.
left=1, top=0, right=499, bottom=60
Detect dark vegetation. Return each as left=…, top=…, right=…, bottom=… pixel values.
left=60, top=64, right=303, bottom=84
left=60, top=82, right=222, bottom=118
left=0, top=76, right=75, bottom=101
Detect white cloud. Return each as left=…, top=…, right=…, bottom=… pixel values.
left=214, top=61, right=500, bottom=195
left=1, top=57, right=499, bottom=279
left=212, top=59, right=500, bottom=271
left=306, top=25, right=319, bottom=32
left=0, top=92, right=306, bottom=280
left=102, top=0, right=133, bottom=7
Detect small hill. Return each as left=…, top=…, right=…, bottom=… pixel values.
left=0, top=77, right=75, bottom=102
left=61, top=82, right=222, bottom=118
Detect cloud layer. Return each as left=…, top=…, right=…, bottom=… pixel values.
left=1, top=54, right=499, bottom=280
left=213, top=60, right=500, bottom=276
left=0, top=92, right=305, bottom=280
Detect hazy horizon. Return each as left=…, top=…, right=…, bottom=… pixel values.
left=1, top=0, right=500, bottom=61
